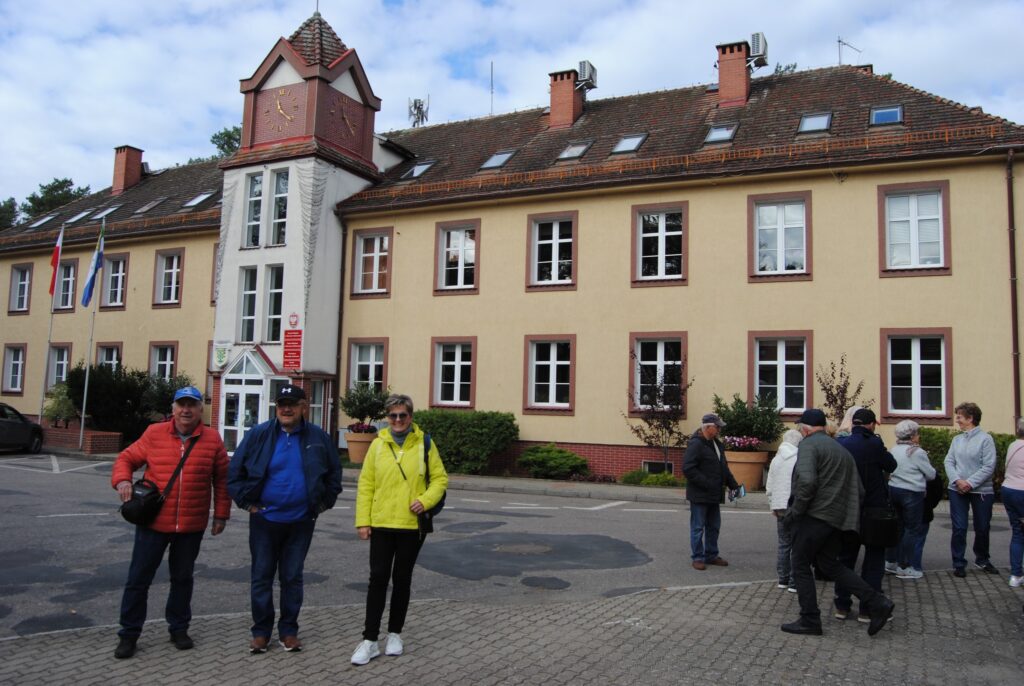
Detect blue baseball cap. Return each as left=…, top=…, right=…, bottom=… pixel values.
left=173, top=386, right=203, bottom=403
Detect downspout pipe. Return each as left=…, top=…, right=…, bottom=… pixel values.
left=1007, top=149, right=1021, bottom=427
left=335, top=212, right=349, bottom=444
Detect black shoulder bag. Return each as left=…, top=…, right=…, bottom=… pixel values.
left=120, top=436, right=198, bottom=526
left=388, top=433, right=446, bottom=536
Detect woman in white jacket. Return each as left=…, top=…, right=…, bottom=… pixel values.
left=766, top=429, right=802, bottom=589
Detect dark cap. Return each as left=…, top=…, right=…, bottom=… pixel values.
left=795, top=408, right=827, bottom=427
left=275, top=384, right=306, bottom=402
left=701, top=413, right=726, bottom=427
left=852, top=408, right=878, bottom=425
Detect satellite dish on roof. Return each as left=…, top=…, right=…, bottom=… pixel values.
left=409, top=96, right=429, bottom=128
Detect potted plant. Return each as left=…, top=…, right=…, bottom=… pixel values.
left=712, top=393, right=785, bottom=490
left=338, top=383, right=389, bottom=463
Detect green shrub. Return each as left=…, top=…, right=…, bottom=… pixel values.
left=641, top=472, right=684, bottom=487
left=918, top=426, right=1010, bottom=495
left=712, top=393, right=785, bottom=444
left=517, top=443, right=589, bottom=480
left=413, top=409, right=518, bottom=474
left=620, top=469, right=647, bottom=485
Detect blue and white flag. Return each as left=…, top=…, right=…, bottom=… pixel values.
left=81, top=223, right=105, bottom=307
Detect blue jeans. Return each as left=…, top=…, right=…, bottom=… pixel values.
left=249, top=514, right=316, bottom=639
left=689, top=503, right=721, bottom=562
left=118, top=526, right=204, bottom=638
left=1002, top=486, right=1024, bottom=576
left=775, top=512, right=793, bottom=582
left=888, top=486, right=926, bottom=570
left=948, top=489, right=994, bottom=569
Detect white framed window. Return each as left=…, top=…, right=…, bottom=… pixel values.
left=308, top=379, right=325, bottom=428
left=633, top=338, right=683, bottom=409
left=9, top=265, right=31, bottom=312
left=527, top=338, right=573, bottom=409
left=103, top=256, right=126, bottom=306
left=97, top=345, right=121, bottom=371
left=481, top=150, right=515, bottom=170
left=871, top=105, right=903, bottom=125
left=756, top=201, right=806, bottom=273
left=48, top=346, right=70, bottom=388
left=705, top=124, right=737, bottom=143
left=530, top=218, right=574, bottom=285
left=3, top=346, right=25, bottom=392
left=134, top=197, right=166, bottom=214
left=439, top=226, right=476, bottom=289
left=29, top=214, right=56, bottom=228
left=239, top=267, right=257, bottom=343
left=636, top=210, right=683, bottom=280
left=887, top=335, right=946, bottom=415
left=56, top=262, right=76, bottom=310
left=755, top=338, right=807, bottom=411
left=798, top=112, right=831, bottom=133
left=612, top=134, right=647, bottom=154
left=352, top=231, right=390, bottom=295
left=886, top=191, right=942, bottom=268
left=434, top=342, right=473, bottom=405
left=265, top=265, right=283, bottom=342
left=350, top=342, right=386, bottom=393
left=151, top=345, right=176, bottom=380
left=244, top=174, right=263, bottom=248
left=155, top=251, right=182, bottom=304
left=270, top=170, right=288, bottom=245
left=182, top=191, right=214, bottom=208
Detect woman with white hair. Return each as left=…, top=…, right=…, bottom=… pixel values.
left=885, top=419, right=936, bottom=579
left=766, top=429, right=802, bottom=590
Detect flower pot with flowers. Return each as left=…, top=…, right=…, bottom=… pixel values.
left=712, top=393, right=785, bottom=491
left=339, top=383, right=389, bottom=463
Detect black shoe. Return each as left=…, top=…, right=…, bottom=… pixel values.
left=170, top=631, right=194, bottom=650
left=114, top=636, right=137, bottom=659
left=781, top=620, right=823, bottom=636
left=867, top=598, right=895, bottom=636
left=953, top=567, right=967, bottom=578
left=975, top=561, right=998, bottom=574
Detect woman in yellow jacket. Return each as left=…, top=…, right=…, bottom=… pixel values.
left=351, top=394, right=448, bottom=665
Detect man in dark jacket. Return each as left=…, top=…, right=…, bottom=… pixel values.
left=228, top=384, right=342, bottom=654
left=834, top=408, right=897, bottom=621
left=682, top=413, right=740, bottom=570
left=782, top=409, right=894, bottom=637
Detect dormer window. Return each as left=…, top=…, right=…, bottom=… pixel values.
left=798, top=112, right=832, bottom=133
left=134, top=197, right=167, bottom=214
left=401, top=161, right=434, bottom=179
left=92, top=205, right=122, bottom=220
left=870, top=105, right=903, bottom=126
left=481, top=150, right=516, bottom=170
left=705, top=124, right=737, bottom=143
left=29, top=215, right=57, bottom=228
left=612, top=134, right=647, bottom=154
left=66, top=210, right=93, bottom=223
left=183, top=192, right=214, bottom=208
left=557, top=141, right=592, bottom=161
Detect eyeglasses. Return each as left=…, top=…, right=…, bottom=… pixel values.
left=387, top=412, right=409, bottom=420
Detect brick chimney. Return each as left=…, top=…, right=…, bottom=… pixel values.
left=548, top=69, right=584, bottom=129
left=112, top=145, right=144, bottom=195
left=716, top=41, right=751, bottom=108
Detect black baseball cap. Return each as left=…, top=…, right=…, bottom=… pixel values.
left=852, top=408, right=878, bottom=425
left=275, top=384, right=306, bottom=402
left=795, top=408, right=827, bottom=427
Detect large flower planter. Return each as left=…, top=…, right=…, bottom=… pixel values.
left=725, top=450, right=769, bottom=491
left=345, top=431, right=377, bottom=464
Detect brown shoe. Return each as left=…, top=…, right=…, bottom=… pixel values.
left=279, top=635, right=302, bottom=652
left=692, top=560, right=706, bottom=570
left=708, top=557, right=729, bottom=567
left=249, top=636, right=269, bottom=654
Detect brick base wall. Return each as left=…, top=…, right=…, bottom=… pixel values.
left=489, top=441, right=686, bottom=479
left=43, top=425, right=123, bottom=454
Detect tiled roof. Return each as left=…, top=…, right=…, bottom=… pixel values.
left=0, top=160, right=223, bottom=252
left=287, top=12, right=348, bottom=68
left=220, top=139, right=380, bottom=181
left=340, top=65, right=1024, bottom=214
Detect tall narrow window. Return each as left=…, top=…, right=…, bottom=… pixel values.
left=270, top=170, right=288, bottom=245
left=755, top=338, right=807, bottom=411
left=886, top=192, right=943, bottom=268
left=755, top=201, right=806, bottom=274
left=155, top=251, right=183, bottom=305
left=3, top=346, right=26, bottom=393
left=239, top=267, right=257, bottom=343
left=97, top=345, right=121, bottom=371
left=103, top=256, right=127, bottom=307
left=438, top=224, right=477, bottom=290
left=151, top=345, right=176, bottom=380
left=636, top=210, right=684, bottom=280
left=633, top=338, right=684, bottom=409
left=529, top=217, right=575, bottom=286
left=887, top=335, right=946, bottom=414
left=434, top=342, right=473, bottom=405
left=57, top=262, right=76, bottom=309
left=244, top=174, right=263, bottom=248
left=352, top=230, right=391, bottom=295
left=265, top=265, right=283, bottom=342
left=308, top=380, right=325, bottom=427
left=350, top=342, right=386, bottom=393
left=526, top=337, right=574, bottom=411
left=48, top=346, right=70, bottom=388
left=8, top=265, right=31, bottom=312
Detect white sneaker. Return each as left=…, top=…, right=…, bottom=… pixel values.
left=896, top=567, right=923, bottom=579
left=351, top=639, right=380, bottom=665
left=1010, top=575, right=1024, bottom=588
left=384, top=632, right=403, bottom=656
left=884, top=561, right=898, bottom=574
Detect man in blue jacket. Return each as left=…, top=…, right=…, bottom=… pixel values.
left=228, top=384, right=342, bottom=654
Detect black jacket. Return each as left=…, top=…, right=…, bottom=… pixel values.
left=836, top=426, right=897, bottom=508
left=683, top=429, right=739, bottom=504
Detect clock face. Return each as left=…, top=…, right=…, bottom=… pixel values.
left=263, top=87, right=301, bottom=133
left=327, top=92, right=360, bottom=146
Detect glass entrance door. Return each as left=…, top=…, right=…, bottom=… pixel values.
left=223, top=390, right=261, bottom=452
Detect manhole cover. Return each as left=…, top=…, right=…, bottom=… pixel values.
left=493, top=543, right=551, bottom=555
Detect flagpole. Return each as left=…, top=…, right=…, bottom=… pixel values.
left=38, top=223, right=65, bottom=422
left=78, top=290, right=100, bottom=450
left=78, top=219, right=105, bottom=450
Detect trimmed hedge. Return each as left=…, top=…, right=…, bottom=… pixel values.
left=917, top=427, right=1012, bottom=495
left=620, top=468, right=686, bottom=487
left=517, top=443, right=589, bottom=480
left=412, top=409, right=518, bottom=474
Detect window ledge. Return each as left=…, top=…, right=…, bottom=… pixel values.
left=6, top=309, right=29, bottom=316
left=749, top=271, right=812, bottom=283
left=631, top=277, right=687, bottom=288
left=350, top=291, right=391, bottom=300
left=881, top=412, right=950, bottom=426
left=523, top=406, right=574, bottom=416
left=526, top=282, right=576, bottom=293
left=880, top=266, right=951, bottom=278
left=434, top=287, right=480, bottom=297
left=152, top=302, right=182, bottom=309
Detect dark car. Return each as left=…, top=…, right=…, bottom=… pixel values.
left=0, top=403, right=43, bottom=453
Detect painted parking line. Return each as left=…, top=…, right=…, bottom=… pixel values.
left=460, top=498, right=491, bottom=503
left=623, top=508, right=679, bottom=513
left=564, top=501, right=627, bottom=511
left=508, top=502, right=539, bottom=506
left=502, top=506, right=559, bottom=510
left=35, top=513, right=110, bottom=518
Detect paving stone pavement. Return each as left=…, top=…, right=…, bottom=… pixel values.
left=1, top=570, right=1021, bottom=685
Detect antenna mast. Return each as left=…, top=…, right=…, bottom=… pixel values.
left=490, top=61, right=494, bottom=116
left=837, top=36, right=862, bottom=65
left=408, top=96, right=429, bottom=128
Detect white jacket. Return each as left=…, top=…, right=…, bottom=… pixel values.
left=766, top=442, right=799, bottom=511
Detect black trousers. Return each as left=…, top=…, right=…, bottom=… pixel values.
left=790, top=515, right=880, bottom=627
left=363, top=529, right=424, bottom=640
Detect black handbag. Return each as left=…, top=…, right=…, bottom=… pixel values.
left=120, top=437, right=197, bottom=526
left=860, top=504, right=899, bottom=547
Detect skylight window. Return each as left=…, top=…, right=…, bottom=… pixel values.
left=134, top=197, right=167, bottom=214
left=557, top=141, right=592, bottom=160
left=28, top=214, right=56, bottom=228
left=612, top=134, right=647, bottom=154
left=705, top=124, right=738, bottom=143
left=798, top=113, right=832, bottom=133
left=481, top=150, right=516, bottom=170
left=870, top=105, right=903, bottom=126
left=92, top=205, right=122, bottom=220
left=182, top=191, right=214, bottom=208
left=401, top=161, right=434, bottom=179
left=66, top=209, right=93, bottom=223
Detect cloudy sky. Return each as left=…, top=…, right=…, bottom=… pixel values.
left=1, top=0, right=1021, bottom=210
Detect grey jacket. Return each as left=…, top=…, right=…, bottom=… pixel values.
left=789, top=430, right=864, bottom=532
left=944, top=427, right=996, bottom=494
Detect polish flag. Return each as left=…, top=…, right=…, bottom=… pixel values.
left=48, top=225, right=64, bottom=296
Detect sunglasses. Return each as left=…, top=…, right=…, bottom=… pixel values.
left=387, top=412, right=410, bottom=420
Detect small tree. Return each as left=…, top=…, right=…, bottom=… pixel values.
left=338, top=383, right=389, bottom=432
left=42, top=383, right=77, bottom=427
left=815, top=354, right=875, bottom=422
left=623, top=351, right=694, bottom=473
left=712, top=393, right=785, bottom=445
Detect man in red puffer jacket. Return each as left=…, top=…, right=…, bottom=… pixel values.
left=111, top=386, right=230, bottom=659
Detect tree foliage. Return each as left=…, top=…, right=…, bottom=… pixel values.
left=774, top=62, right=798, bottom=75
left=815, top=354, right=874, bottom=422
left=623, top=351, right=694, bottom=472
left=211, top=125, right=241, bottom=156
left=712, top=393, right=785, bottom=444
left=19, top=178, right=90, bottom=219
left=0, top=197, right=17, bottom=229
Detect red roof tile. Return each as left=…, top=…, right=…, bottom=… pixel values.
left=287, top=12, right=348, bottom=68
